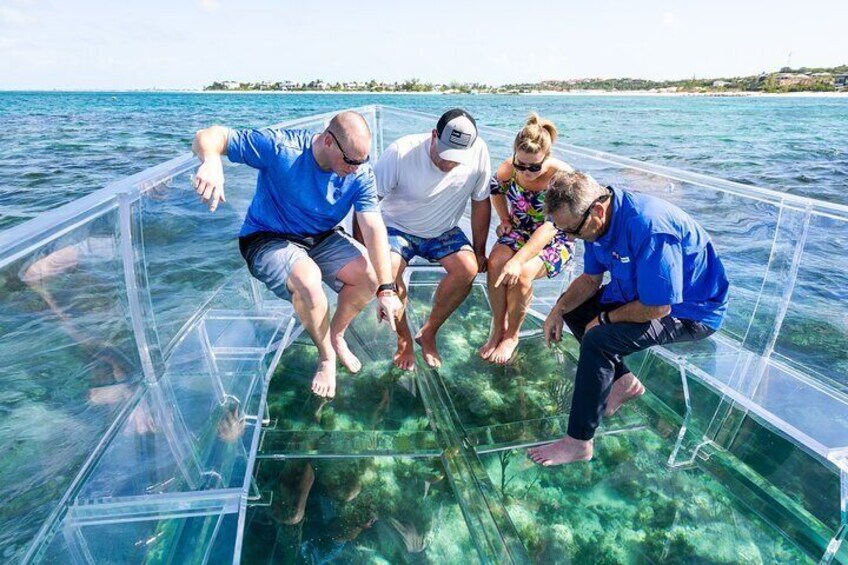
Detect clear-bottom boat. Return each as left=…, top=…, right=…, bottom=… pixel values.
left=1, top=105, right=847, bottom=564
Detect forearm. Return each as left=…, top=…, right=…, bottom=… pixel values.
left=554, top=274, right=602, bottom=315
left=512, top=222, right=557, bottom=264
left=358, top=214, right=394, bottom=285
left=607, top=300, right=671, bottom=323
left=491, top=194, right=510, bottom=223
left=470, top=199, right=491, bottom=254
left=192, top=126, right=229, bottom=160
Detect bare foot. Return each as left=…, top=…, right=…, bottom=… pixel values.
left=528, top=436, right=593, bottom=466
left=415, top=330, right=442, bottom=368
left=604, top=373, right=645, bottom=417
left=311, top=359, right=337, bottom=398
left=282, top=463, right=315, bottom=525
left=331, top=334, right=362, bottom=373
left=489, top=336, right=520, bottom=365
left=394, top=335, right=416, bottom=371
left=478, top=330, right=502, bottom=360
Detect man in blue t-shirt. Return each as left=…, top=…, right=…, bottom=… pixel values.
left=529, top=171, right=729, bottom=466
left=192, top=111, right=402, bottom=399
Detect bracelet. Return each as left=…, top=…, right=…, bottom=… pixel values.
left=598, top=311, right=610, bottom=325
left=376, top=282, right=398, bottom=295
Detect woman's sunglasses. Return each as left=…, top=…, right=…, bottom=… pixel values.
left=512, top=154, right=547, bottom=173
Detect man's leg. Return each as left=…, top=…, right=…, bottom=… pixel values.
left=286, top=259, right=338, bottom=397
left=330, top=255, right=378, bottom=373
left=480, top=244, right=514, bottom=359
left=241, top=235, right=338, bottom=398
left=489, top=257, right=546, bottom=364
left=309, top=232, right=378, bottom=375
left=415, top=249, right=478, bottom=368
left=528, top=317, right=713, bottom=466
left=562, top=291, right=638, bottom=413
left=391, top=253, right=416, bottom=370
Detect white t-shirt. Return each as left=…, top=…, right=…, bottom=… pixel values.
left=374, top=133, right=491, bottom=239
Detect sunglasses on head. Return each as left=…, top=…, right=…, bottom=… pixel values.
left=560, top=192, right=612, bottom=236
left=512, top=154, right=547, bottom=173
left=327, top=130, right=369, bottom=166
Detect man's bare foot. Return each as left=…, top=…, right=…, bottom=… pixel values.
left=478, top=331, right=502, bottom=360
left=394, top=335, right=416, bottom=371
left=604, top=373, right=645, bottom=417
left=415, top=330, right=441, bottom=368
left=281, top=463, right=315, bottom=525
left=331, top=334, right=362, bottom=373
left=311, top=359, right=337, bottom=398
left=528, top=436, right=593, bottom=466
left=489, top=336, right=520, bottom=365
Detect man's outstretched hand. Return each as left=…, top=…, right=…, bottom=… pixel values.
left=194, top=156, right=227, bottom=212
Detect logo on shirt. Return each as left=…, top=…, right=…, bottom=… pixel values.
left=328, top=177, right=345, bottom=204
left=612, top=251, right=630, bottom=263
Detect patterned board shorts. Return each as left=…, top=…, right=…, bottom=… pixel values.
left=386, top=225, right=473, bottom=264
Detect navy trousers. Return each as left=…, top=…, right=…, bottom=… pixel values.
left=562, top=289, right=714, bottom=440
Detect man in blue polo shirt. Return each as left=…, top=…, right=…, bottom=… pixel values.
left=192, top=111, right=403, bottom=399
left=529, top=170, right=729, bottom=466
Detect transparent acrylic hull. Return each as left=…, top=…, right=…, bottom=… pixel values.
left=1, top=105, right=846, bottom=564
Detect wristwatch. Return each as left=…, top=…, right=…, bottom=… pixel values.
left=376, top=282, right=398, bottom=295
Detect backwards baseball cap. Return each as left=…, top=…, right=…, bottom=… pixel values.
left=435, top=108, right=478, bottom=165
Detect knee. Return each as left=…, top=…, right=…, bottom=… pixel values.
left=580, top=326, right=607, bottom=352
left=487, top=247, right=512, bottom=273
left=450, top=254, right=478, bottom=285
left=288, top=262, right=324, bottom=302
left=349, top=256, right=378, bottom=293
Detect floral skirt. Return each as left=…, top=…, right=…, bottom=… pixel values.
left=497, top=228, right=574, bottom=278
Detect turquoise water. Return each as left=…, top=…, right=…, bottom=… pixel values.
left=1, top=92, right=847, bottom=230
left=237, top=281, right=818, bottom=564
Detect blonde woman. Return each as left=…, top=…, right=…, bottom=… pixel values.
left=480, top=114, right=575, bottom=364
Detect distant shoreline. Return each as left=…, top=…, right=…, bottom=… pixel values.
left=3, top=89, right=847, bottom=98
left=196, top=89, right=848, bottom=98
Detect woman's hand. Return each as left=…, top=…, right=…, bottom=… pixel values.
left=494, top=258, right=522, bottom=288
left=496, top=220, right=513, bottom=238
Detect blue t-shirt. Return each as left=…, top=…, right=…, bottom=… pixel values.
left=227, top=128, right=379, bottom=237
left=582, top=187, right=729, bottom=330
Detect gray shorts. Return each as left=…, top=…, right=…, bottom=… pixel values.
left=239, top=228, right=367, bottom=301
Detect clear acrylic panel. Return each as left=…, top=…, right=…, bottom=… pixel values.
left=774, top=212, right=848, bottom=395
left=0, top=211, right=143, bottom=562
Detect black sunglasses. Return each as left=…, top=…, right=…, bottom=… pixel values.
left=560, top=192, right=611, bottom=236
left=512, top=154, right=547, bottom=173
left=327, top=130, right=369, bottom=166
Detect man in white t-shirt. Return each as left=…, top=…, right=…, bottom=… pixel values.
left=374, top=108, right=492, bottom=369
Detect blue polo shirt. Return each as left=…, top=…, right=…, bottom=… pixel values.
left=227, top=128, right=379, bottom=237
left=583, top=187, right=729, bottom=329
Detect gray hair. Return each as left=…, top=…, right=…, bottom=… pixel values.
left=545, top=170, right=607, bottom=217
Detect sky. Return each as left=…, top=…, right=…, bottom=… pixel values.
left=1, top=0, right=846, bottom=90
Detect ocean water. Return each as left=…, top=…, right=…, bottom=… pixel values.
left=1, top=92, right=847, bottom=231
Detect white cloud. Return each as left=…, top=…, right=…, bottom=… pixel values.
left=196, top=0, right=221, bottom=13
left=661, top=12, right=681, bottom=29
